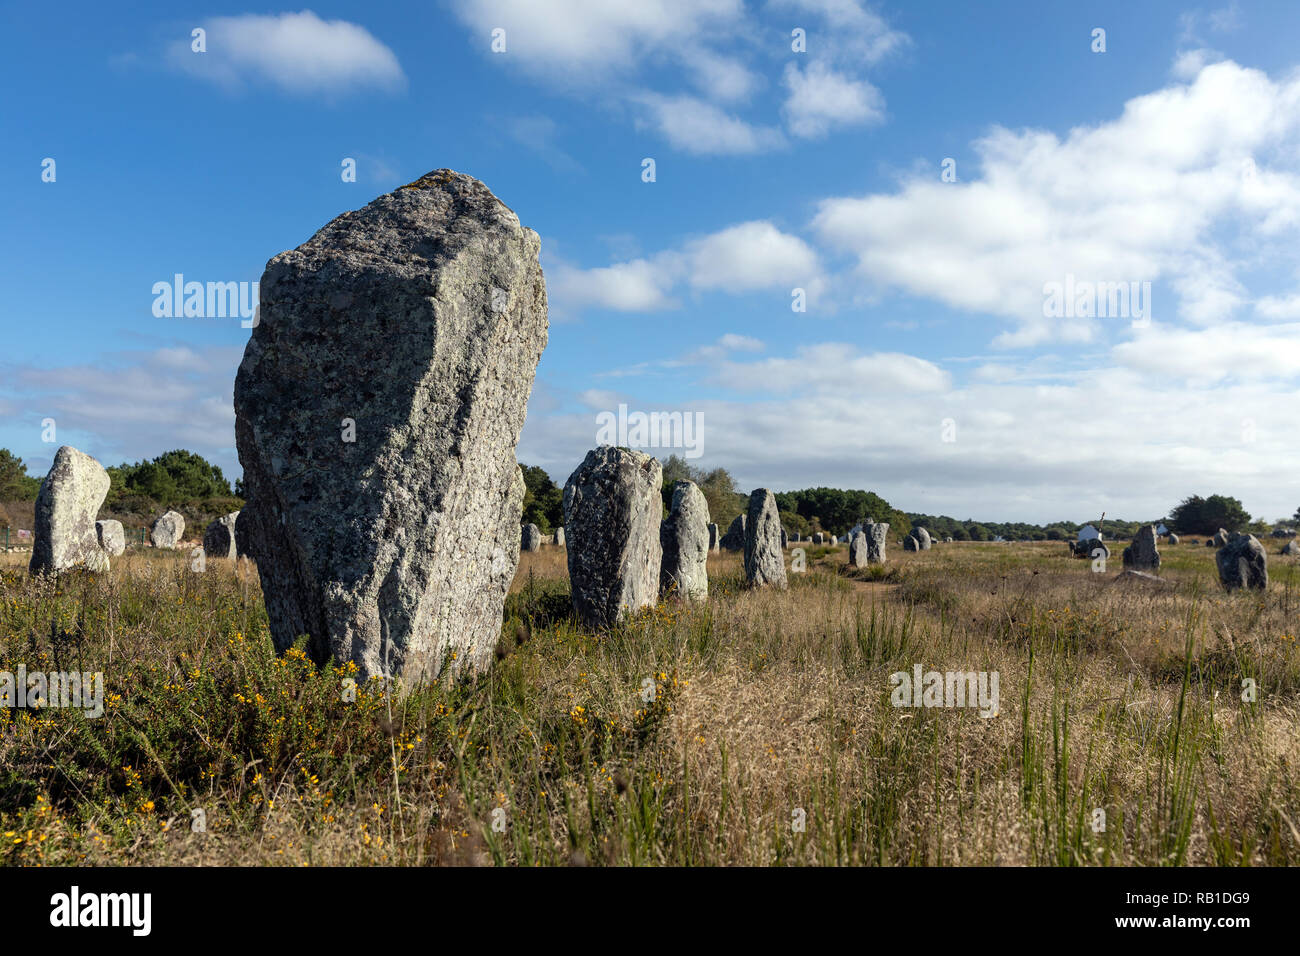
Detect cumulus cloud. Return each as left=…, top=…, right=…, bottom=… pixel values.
left=781, top=61, right=884, bottom=138
left=547, top=220, right=822, bottom=317
left=167, top=11, right=405, bottom=94
left=811, top=60, right=1300, bottom=347
left=452, top=0, right=905, bottom=153
left=635, top=94, right=786, bottom=155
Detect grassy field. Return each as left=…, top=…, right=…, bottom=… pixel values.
left=2, top=538, right=1299, bottom=866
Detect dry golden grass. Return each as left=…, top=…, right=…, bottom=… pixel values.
left=2, top=537, right=1298, bottom=865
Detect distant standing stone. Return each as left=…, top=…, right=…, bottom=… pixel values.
left=812, top=532, right=824, bottom=545
left=1282, top=540, right=1300, bottom=556
left=781, top=528, right=788, bottom=548
left=1122, top=524, right=1160, bottom=571
left=564, top=447, right=662, bottom=627
left=660, top=479, right=709, bottom=601
left=521, top=523, right=542, bottom=552
left=721, top=514, right=746, bottom=550
left=914, top=527, right=932, bottom=550
left=555, top=526, right=565, bottom=547
left=707, top=522, right=719, bottom=552
left=903, top=534, right=919, bottom=552
left=743, top=488, right=787, bottom=588
left=29, top=446, right=110, bottom=574
left=866, top=522, right=889, bottom=563
left=1167, top=533, right=1179, bottom=545
left=96, top=519, right=126, bottom=557
left=1212, top=528, right=1229, bottom=547
left=203, top=512, right=240, bottom=559
left=151, top=510, right=185, bottom=550
left=1217, top=532, right=1267, bottom=591
left=850, top=531, right=869, bottom=567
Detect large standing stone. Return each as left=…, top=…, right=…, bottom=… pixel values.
left=30, top=446, right=110, bottom=574
left=563, top=447, right=662, bottom=627
left=1122, top=524, right=1160, bottom=571
left=743, top=488, right=787, bottom=589
left=96, top=519, right=126, bottom=557
left=521, top=523, right=541, bottom=552
left=203, top=512, right=240, bottom=559
left=233, top=169, right=547, bottom=682
left=151, top=510, right=185, bottom=550
left=913, top=527, right=932, bottom=550
left=660, top=480, right=709, bottom=601
left=720, top=514, right=746, bottom=550
left=707, top=522, right=720, bottom=552
left=1217, top=532, right=1267, bottom=591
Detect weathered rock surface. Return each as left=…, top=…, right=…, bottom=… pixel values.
left=30, top=446, right=110, bottom=574
left=743, top=488, right=787, bottom=588
left=233, top=169, right=547, bottom=682
left=563, top=447, right=662, bottom=626
left=865, top=522, right=888, bottom=563
left=1122, top=524, right=1160, bottom=571
left=151, top=510, right=185, bottom=550
left=521, top=523, right=541, bottom=552
left=721, top=514, right=746, bottom=550
left=96, top=519, right=126, bottom=557
left=850, top=531, right=869, bottom=567
left=660, top=479, right=709, bottom=601
left=1217, top=532, right=1267, bottom=591
left=203, top=512, right=240, bottom=559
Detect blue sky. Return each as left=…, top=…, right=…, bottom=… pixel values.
left=4, top=1, right=1300, bottom=522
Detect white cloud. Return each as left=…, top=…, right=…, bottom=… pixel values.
left=636, top=94, right=786, bottom=155
left=449, top=0, right=744, bottom=75
left=685, top=221, right=821, bottom=291
left=811, top=59, right=1300, bottom=347
left=167, top=11, right=405, bottom=94
left=548, top=258, right=678, bottom=314
left=782, top=61, right=884, bottom=138
left=548, top=220, right=821, bottom=317
left=3, top=346, right=242, bottom=476
left=519, top=343, right=1300, bottom=524
left=1112, top=322, right=1300, bottom=381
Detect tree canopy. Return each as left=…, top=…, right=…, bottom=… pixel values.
left=0, top=449, right=41, bottom=501
left=107, top=449, right=233, bottom=506
left=520, top=464, right=564, bottom=533
left=1169, top=494, right=1251, bottom=535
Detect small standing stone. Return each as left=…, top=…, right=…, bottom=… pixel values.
left=521, top=523, right=541, bottom=552
left=1122, top=524, right=1160, bottom=571
left=660, top=479, right=709, bottom=601
left=720, top=514, right=746, bottom=550
left=555, top=526, right=565, bottom=547
left=743, top=488, right=787, bottom=589
left=30, top=446, right=111, bottom=574
left=96, top=519, right=126, bottom=557
left=151, top=510, right=185, bottom=550
left=707, top=523, right=720, bottom=552
left=1217, top=532, right=1267, bottom=591
left=203, top=512, right=240, bottom=559
left=1282, top=540, right=1300, bottom=556
left=563, top=446, right=663, bottom=627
